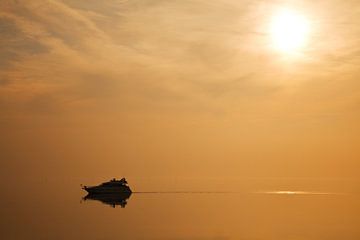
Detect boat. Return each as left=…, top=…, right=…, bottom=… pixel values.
left=82, top=178, right=132, bottom=194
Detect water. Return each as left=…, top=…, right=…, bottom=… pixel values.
left=1, top=179, right=360, bottom=240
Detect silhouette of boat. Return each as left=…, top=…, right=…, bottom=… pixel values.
left=82, top=178, right=132, bottom=194
left=83, top=192, right=131, bottom=208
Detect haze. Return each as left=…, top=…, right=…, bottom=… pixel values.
left=1, top=0, right=360, bottom=192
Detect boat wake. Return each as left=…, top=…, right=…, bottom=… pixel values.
left=254, top=190, right=342, bottom=195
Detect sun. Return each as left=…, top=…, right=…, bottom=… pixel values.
left=270, top=8, right=310, bottom=54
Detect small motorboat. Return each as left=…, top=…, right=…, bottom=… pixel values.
left=82, top=178, right=132, bottom=194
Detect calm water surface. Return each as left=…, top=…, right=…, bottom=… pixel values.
left=1, top=180, right=360, bottom=240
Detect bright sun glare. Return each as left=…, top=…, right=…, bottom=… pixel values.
left=270, top=8, right=310, bottom=54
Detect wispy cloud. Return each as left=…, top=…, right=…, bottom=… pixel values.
left=1, top=0, right=360, bottom=120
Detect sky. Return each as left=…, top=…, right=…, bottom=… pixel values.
left=1, top=0, right=360, bottom=189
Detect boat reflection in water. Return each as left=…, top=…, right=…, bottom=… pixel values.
left=83, top=192, right=132, bottom=208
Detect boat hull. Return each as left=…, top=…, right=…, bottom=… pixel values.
left=83, top=185, right=132, bottom=194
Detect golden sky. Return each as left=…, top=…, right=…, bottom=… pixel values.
left=1, top=0, right=360, bottom=186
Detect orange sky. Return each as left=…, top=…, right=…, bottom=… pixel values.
left=1, top=0, right=360, bottom=186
